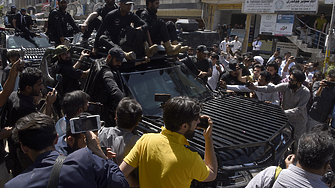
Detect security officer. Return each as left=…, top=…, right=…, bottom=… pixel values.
left=81, top=0, right=118, bottom=45
left=13, top=8, right=39, bottom=38
left=4, top=5, right=16, bottom=28
left=47, top=0, right=80, bottom=46
left=93, top=0, right=158, bottom=60
left=140, top=0, right=187, bottom=55
left=89, top=47, right=126, bottom=127
left=54, top=45, right=90, bottom=94
left=180, top=45, right=213, bottom=83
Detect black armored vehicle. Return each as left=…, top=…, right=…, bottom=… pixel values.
left=77, top=53, right=294, bottom=187
left=0, top=29, right=52, bottom=68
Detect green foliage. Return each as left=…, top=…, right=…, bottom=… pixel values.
left=0, top=6, right=3, bottom=17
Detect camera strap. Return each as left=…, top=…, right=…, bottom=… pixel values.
left=47, top=155, right=66, bottom=188
left=269, top=166, right=283, bottom=188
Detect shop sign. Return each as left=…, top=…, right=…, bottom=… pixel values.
left=243, top=0, right=318, bottom=14
left=260, top=14, right=277, bottom=35
left=274, top=14, right=294, bottom=36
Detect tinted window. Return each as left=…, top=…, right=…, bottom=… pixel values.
left=7, top=35, right=51, bottom=49
left=122, top=65, right=212, bottom=115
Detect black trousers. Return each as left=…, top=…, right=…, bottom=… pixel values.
left=99, top=28, right=145, bottom=57
left=82, top=18, right=102, bottom=40
left=252, top=50, right=260, bottom=56
left=150, top=20, right=178, bottom=44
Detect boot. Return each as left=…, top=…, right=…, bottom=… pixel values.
left=174, top=46, right=188, bottom=55
left=171, top=40, right=179, bottom=45
left=144, top=42, right=158, bottom=57
left=163, top=41, right=181, bottom=56
left=124, top=51, right=136, bottom=60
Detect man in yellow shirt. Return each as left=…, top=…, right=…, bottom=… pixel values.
left=119, top=96, right=217, bottom=187
left=314, top=13, right=327, bottom=48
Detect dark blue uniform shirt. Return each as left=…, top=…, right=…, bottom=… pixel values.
left=5, top=148, right=129, bottom=188
left=54, top=135, right=74, bottom=156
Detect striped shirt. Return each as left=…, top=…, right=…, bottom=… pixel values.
left=273, top=164, right=327, bottom=188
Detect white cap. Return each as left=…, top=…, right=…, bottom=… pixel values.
left=254, top=56, right=264, bottom=65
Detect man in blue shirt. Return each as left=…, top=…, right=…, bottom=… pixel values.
left=5, top=113, right=129, bottom=188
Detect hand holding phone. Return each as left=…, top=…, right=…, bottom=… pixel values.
left=70, top=115, right=101, bottom=134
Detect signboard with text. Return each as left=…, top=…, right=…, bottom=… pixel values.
left=274, top=14, right=294, bottom=36
left=260, top=14, right=277, bottom=35
left=243, top=0, right=318, bottom=14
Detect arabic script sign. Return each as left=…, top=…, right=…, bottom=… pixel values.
left=243, top=0, right=318, bottom=13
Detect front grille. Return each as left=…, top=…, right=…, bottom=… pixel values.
left=24, top=47, right=47, bottom=60
left=137, top=95, right=292, bottom=168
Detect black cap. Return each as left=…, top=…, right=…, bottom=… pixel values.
left=196, top=45, right=209, bottom=54
left=108, top=47, right=126, bottom=63
left=210, top=53, right=219, bottom=60
left=20, top=8, right=26, bottom=12
left=120, top=0, right=134, bottom=4
left=226, top=59, right=238, bottom=72
left=213, top=44, right=218, bottom=47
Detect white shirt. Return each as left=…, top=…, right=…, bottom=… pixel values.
left=306, top=70, right=318, bottom=83
left=252, top=40, right=262, bottom=51
left=228, top=40, right=242, bottom=53
left=227, top=82, right=279, bottom=105
left=208, top=64, right=224, bottom=90
left=279, top=60, right=295, bottom=76
left=219, top=40, right=227, bottom=52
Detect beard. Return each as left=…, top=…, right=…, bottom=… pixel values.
left=288, top=82, right=298, bottom=89
left=184, top=128, right=195, bottom=140
left=106, top=0, right=115, bottom=6
left=59, top=5, right=67, bottom=11
left=110, top=64, right=120, bottom=71
left=59, top=57, right=72, bottom=65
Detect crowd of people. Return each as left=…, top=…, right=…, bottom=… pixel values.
left=1, top=0, right=335, bottom=187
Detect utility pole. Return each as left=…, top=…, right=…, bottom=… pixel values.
left=242, top=14, right=251, bottom=53
left=323, top=0, right=335, bottom=74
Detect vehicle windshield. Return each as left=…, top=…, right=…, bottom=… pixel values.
left=7, top=35, right=51, bottom=49
left=122, top=65, right=212, bottom=116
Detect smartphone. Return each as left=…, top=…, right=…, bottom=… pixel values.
left=87, top=102, right=104, bottom=115
left=197, top=116, right=209, bottom=129
left=70, top=115, right=101, bottom=134
left=101, top=146, right=107, bottom=155
left=154, top=94, right=171, bottom=103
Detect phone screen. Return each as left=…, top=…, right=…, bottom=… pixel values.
left=70, top=115, right=101, bottom=134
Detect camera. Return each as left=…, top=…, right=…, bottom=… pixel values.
left=197, top=116, right=209, bottom=129
left=322, top=171, right=335, bottom=184
left=325, top=81, right=335, bottom=88
left=87, top=102, right=104, bottom=115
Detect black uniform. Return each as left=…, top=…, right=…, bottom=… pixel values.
left=57, top=61, right=83, bottom=94
left=180, top=56, right=212, bottom=83
left=94, top=8, right=148, bottom=50
left=14, top=13, right=35, bottom=37
left=220, top=71, right=246, bottom=96
left=82, top=4, right=118, bottom=40
left=47, top=9, right=80, bottom=45
left=88, top=59, right=124, bottom=127
left=5, top=11, right=16, bottom=28
left=140, top=8, right=178, bottom=44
